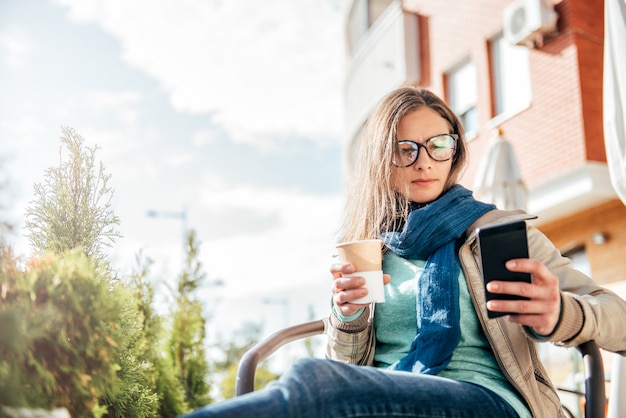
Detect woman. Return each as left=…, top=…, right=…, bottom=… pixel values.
left=184, top=87, right=626, bottom=417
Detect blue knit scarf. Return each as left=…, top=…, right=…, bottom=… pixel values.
left=382, top=185, right=495, bottom=374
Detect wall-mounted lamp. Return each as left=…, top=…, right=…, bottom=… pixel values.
left=591, top=231, right=609, bottom=245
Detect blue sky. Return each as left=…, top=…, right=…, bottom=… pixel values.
left=0, top=0, right=346, bottom=352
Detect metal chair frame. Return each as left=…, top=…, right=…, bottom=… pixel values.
left=236, top=319, right=606, bottom=418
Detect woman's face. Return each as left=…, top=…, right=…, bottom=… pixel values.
left=391, top=107, right=454, bottom=204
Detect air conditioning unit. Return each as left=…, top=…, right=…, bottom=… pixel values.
left=503, top=0, right=558, bottom=47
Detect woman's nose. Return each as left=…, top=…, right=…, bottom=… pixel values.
left=412, top=146, right=432, bottom=169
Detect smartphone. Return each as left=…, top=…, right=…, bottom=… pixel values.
left=476, top=220, right=532, bottom=318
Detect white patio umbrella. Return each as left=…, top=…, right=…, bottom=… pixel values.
left=604, top=0, right=626, bottom=206
left=473, top=130, right=528, bottom=211
left=604, top=1, right=626, bottom=417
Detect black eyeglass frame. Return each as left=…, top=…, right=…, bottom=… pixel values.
left=392, top=133, right=458, bottom=167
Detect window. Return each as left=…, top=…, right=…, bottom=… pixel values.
left=563, top=246, right=592, bottom=276
left=490, top=33, right=532, bottom=118
left=446, top=60, right=479, bottom=138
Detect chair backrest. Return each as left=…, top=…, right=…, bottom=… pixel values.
left=576, top=341, right=606, bottom=418
left=235, top=319, right=606, bottom=418
left=236, top=319, right=326, bottom=396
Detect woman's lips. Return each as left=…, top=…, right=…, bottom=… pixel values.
left=412, top=178, right=436, bottom=185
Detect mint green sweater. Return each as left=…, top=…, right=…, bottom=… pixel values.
left=338, top=252, right=531, bottom=418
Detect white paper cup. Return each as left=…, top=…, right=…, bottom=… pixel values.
left=336, top=239, right=385, bottom=304
left=343, top=270, right=385, bottom=304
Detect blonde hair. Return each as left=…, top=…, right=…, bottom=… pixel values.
left=337, top=87, right=468, bottom=242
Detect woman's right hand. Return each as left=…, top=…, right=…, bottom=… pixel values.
left=330, top=263, right=390, bottom=316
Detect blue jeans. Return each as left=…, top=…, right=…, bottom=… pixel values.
left=183, top=358, right=520, bottom=418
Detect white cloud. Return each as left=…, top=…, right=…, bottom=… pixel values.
left=81, top=90, right=144, bottom=126
left=192, top=129, right=220, bottom=146
left=163, top=152, right=196, bottom=167
left=52, top=0, right=344, bottom=147
left=147, top=169, right=343, bottom=291
left=0, top=28, right=30, bottom=70
left=197, top=188, right=344, bottom=298
left=109, top=175, right=344, bottom=299
left=86, top=90, right=142, bottom=111
left=0, top=113, right=44, bottom=138
left=80, top=128, right=142, bottom=161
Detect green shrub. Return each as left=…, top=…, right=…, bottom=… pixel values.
left=0, top=249, right=123, bottom=417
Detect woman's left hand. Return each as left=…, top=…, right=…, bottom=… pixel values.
left=485, top=258, right=561, bottom=336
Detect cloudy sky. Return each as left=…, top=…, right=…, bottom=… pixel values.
left=0, top=0, right=347, bottom=353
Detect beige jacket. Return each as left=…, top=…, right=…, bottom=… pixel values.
left=326, top=210, right=626, bottom=418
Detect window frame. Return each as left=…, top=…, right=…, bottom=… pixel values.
left=488, top=31, right=532, bottom=127
left=445, top=58, right=479, bottom=140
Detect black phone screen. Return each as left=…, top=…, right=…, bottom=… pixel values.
left=476, top=220, right=532, bottom=318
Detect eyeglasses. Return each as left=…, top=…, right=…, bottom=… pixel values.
left=392, top=134, right=458, bottom=167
